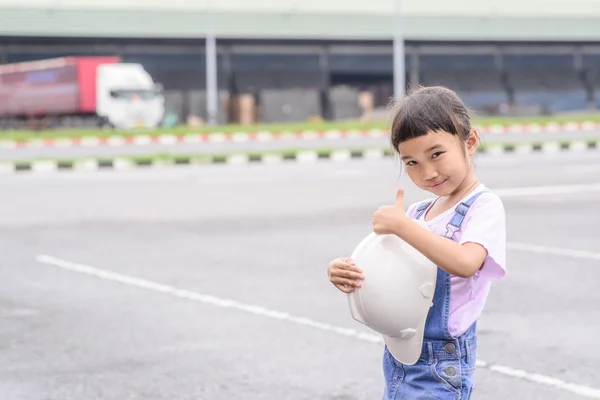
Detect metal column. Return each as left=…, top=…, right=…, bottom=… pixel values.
left=205, top=2, right=218, bottom=125
left=393, top=0, right=405, bottom=100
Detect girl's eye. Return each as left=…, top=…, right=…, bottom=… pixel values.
left=432, top=151, right=444, bottom=159
left=406, top=160, right=416, bottom=166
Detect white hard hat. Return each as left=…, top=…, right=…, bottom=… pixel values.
left=347, top=219, right=437, bottom=365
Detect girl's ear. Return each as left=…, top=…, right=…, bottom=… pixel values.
left=466, top=128, right=479, bottom=155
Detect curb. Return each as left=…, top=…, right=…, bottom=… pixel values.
left=0, top=140, right=597, bottom=175
left=1, top=121, right=600, bottom=150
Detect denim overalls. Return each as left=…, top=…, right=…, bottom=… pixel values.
left=382, top=191, right=485, bottom=400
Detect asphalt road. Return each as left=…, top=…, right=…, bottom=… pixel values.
left=0, top=129, right=599, bottom=161
left=1, top=150, right=600, bottom=400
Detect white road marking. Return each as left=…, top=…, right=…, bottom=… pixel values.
left=494, top=183, right=600, bottom=198
left=36, top=254, right=600, bottom=399
left=508, top=242, right=600, bottom=261
left=485, top=363, right=600, bottom=399
left=564, top=165, right=600, bottom=174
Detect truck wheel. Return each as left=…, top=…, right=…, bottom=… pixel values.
left=97, top=117, right=114, bottom=130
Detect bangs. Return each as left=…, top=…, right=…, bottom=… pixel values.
left=389, top=86, right=471, bottom=151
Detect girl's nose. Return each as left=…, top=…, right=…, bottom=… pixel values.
left=423, top=166, right=439, bottom=181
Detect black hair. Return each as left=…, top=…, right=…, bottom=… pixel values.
left=389, top=85, right=474, bottom=154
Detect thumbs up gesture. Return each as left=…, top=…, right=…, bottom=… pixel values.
left=373, top=188, right=409, bottom=235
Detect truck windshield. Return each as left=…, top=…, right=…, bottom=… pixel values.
left=110, top=90, right=158, bottom=100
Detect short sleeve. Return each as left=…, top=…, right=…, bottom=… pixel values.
left=458, top=192, right=507, bottom=281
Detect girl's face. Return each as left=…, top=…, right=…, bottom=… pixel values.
left=398, top=130, right=478, bottom=197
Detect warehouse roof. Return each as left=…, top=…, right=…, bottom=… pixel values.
left=1, top=0, right=600, bottom=41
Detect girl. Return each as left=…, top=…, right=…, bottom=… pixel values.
left=327, top=86, right=506, bottom=399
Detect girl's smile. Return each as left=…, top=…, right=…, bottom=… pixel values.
left=428, top=179, right=447, bottom=190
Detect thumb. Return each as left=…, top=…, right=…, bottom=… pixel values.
left=394, top=188, right=405, bottom=207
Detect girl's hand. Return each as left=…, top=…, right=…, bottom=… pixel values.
left=328, top=257, right=364, bottom=293
left=373, top=188, right=410, bottom=235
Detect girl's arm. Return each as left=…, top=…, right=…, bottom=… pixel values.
left=372, top=189, right=487, bottom=278
left=394, top=219, right=487, bottom=278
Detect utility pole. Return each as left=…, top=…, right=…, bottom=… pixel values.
left=205, top=1, right=218, bottom=125
left=393, top=0, right=405, bottom=100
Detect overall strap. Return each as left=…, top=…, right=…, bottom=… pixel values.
left=413, top=201, right=433, bottom=220
left=445, top=191, right=486, bottom=240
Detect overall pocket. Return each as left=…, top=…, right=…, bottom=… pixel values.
left=430, top=357, right=462, bottom=392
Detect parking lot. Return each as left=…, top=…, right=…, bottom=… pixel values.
left=1, top=150, right=600, bottom=399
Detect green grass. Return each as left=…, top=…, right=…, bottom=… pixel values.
left=472, top=114, right=600, bottom=126
left=0, top=121, right=387, bottom=141
left=1, top=113, right=599, bottom=141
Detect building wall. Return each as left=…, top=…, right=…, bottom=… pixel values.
left=1, top=0, right=600, bottom=41
left=6, top=0, right=600, bottom=17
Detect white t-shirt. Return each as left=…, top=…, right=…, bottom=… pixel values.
left=406, top=183, right=507, bottom=337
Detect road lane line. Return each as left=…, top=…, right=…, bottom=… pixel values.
left=508, top=242, right=600, bottom=261
left=494, top=183, right=600, bottom=198
left=35, top=254, right=600, bottom=399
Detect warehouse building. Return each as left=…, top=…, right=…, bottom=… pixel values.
left=1, top=0, right=600, bottom=124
